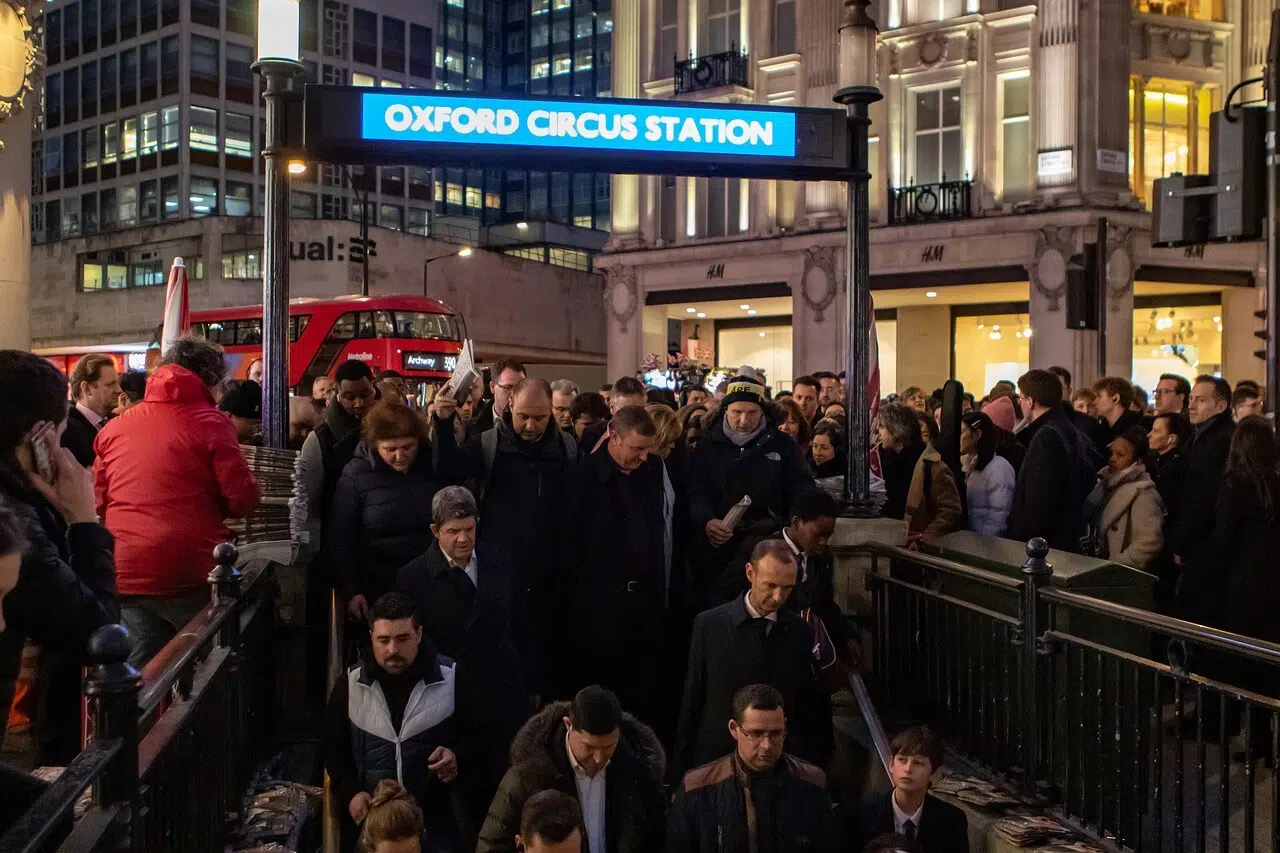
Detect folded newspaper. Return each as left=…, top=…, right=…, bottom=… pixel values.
left=722, top=495, right=753, bottom=529
left=442, top=339, right=482, bottom=400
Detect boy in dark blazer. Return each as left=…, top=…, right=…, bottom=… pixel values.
left=850, top=726, right=969, bottom=853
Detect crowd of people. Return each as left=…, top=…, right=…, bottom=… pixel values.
left=3, top=327, right=1278, bottom=852
left=900, top=368, right=1279, bottom=647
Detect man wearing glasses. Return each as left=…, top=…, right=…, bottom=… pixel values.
left=468, top=357, right=529, bottom=440
left=668, top=683, right=838, bottom=852
left=1153, top=373, right=1191, bottom=416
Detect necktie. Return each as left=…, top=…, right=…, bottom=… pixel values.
left=903, top=819, right=917, bottom=840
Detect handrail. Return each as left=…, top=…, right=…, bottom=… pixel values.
left=136, top=560, right=269, bottom=716
left=1041, top=585, right=1280, bottom=666
left=848, top=673, right=893, bottom=779
left=0, top=740, right=121, bottom=853
left=856, top=541, right=1025, bottom=590
left=137, top=601, right=234, bottom=716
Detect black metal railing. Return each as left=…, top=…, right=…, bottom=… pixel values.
left=862, top=538, right=1280, bottom=853
left=674, top=46, right=751, bottom=95
left=887, top=177, right=974, bottom=225
left=1, top=543, right=279, bottom=853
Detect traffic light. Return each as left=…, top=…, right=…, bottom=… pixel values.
left=1256, top=307, right=1268, bottom=361
left=1151, top=105, right=1267, bottom=247
left=1066, top=232, right=1106, bottom=331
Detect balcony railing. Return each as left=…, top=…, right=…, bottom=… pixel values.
left=887, top=176, right=974, bottom=225
left=674, top=46, right=751, bottom=95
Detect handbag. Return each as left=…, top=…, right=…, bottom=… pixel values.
left=802, top=607, right=850, bottom=694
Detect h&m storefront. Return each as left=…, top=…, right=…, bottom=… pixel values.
left=600, top=209, right=1266, bottom=394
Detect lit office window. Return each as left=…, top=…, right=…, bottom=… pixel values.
left=225, top=181, right=252, bottom=216
left=190, top=176, right=218, bottom=216
left=161, top=105, right=179, bottom=150
left=140, top=111, right=159, bottom=155
left=102, top=122, right=120, bottom=164
left=222, top=249, right=262, bottom=279
left=224, top=112, right=252, bottom=158
left=189, top=106, right=219, bottom=152
left=121, top=117, right=138, bottom=160
left=352, top=71, right=375, bottom=86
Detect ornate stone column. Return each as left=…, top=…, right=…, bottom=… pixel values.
left=604, top=265, right=642, bottom=380
left=1033, top=0, right=1079, bottom=204
left=0, top=0, right=38, bottom=349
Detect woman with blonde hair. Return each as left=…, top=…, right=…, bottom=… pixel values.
left=645, top=402, right=682, bottom=458
left=359, top=779, right=424, bottom=853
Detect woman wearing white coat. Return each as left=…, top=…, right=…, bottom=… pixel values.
left=961, top=412, right=1016, bottom=537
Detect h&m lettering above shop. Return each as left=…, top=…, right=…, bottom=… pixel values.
left=288, top=235, right=377, bottom=263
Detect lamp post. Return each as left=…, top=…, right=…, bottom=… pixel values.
left=342, top=165, right=372, bottom=297
left=835, top=0, right=882, bottom=517
left=254, top=0, right=303, bottom=449
left=422, top=246, right=474, bottom=297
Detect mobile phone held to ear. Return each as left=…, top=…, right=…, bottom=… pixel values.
left=28, top=422, right=59, bottom=486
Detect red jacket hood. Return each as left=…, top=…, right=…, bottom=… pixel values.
left=144, top=364, right=217, bottom=405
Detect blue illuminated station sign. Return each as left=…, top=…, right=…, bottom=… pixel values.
left=303, top=87, right=850, bottom=180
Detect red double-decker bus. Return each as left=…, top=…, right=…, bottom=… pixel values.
left=189, top=294, right=466, bottom=395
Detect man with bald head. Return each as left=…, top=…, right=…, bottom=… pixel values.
left=433, top=376, right=580, bottom=701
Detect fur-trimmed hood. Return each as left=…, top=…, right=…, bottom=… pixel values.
left=509, top=700, right=667, bottom=782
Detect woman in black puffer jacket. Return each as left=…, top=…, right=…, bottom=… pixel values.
left=329, top=400, right=440, bottom=619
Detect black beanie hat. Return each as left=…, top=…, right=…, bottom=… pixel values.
left=721, top=376, right=766, bottom=409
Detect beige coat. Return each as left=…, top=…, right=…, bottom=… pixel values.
left=1098, top=476, right=1164, bottom=571
left=904, top=443, right=964, bottom=541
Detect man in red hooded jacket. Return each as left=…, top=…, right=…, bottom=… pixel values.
left=94, top=336, right=260, bottom=668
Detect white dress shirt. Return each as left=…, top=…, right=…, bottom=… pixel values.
left=566, top=731, right=608, bottom=853
left=442, top=546, right=479, bottom=588
left=744, top=592, right=778, bottom=637
left=780, top=529, right=808, bottom=582
left=892, top=792, right=924, bottom=837
left=76, top=402, right=108, bottom=430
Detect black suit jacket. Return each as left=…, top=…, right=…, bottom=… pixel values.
left=675, top=596, right=831, bottom=775
left=712, top=528, right=855, bottom=648
left=396, top=543, right=528, bottom=797
left=61, top=406, right=100, bottom=468
left=850, top=792, right=969, bottom=853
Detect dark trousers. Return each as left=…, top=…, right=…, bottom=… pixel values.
left=119, top=592, right=209, bottom=670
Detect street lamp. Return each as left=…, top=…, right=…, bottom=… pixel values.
left=287, top=159, right=375, bottom=297
left=254, top=0, right=304, bottom=449
left=422, top=247, right=475, bottom=296
left=835, top=0, right=883, bottom=517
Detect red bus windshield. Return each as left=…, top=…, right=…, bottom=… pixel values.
left=189, top=296, right=463, bottom=392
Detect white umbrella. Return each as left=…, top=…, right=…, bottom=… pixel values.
left=160, top=257, right=190, bottom=355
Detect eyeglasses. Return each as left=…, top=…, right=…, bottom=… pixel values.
left=1153, top=388, right=1180, bottom=397
left=740, top=728, right=786, bottom=744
